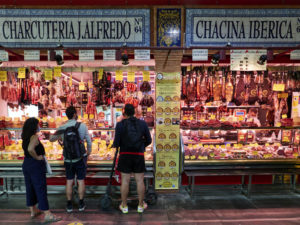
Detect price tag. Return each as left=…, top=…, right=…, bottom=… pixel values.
left=204, top=145, right=209, bottom=148
left=127, top=72, right=135, bottom=82
left=253, top=151, right=258, bottom=155
left=220, top=153, right=226, bottom=157
left=147, top=107, right=152, bottom=112
left=226, top=143, right=231, bottom=147
left=216, top=145, right=220, bottom=148
left=209, top=153, right=215, bottom=157
left=221, top=145, right=226, bottom=149
left=278, top=93, right=288, bottom=98
left=293, top=153, right=299, bottom=158
left=198, top=156, right=207, bottom=160
left=265, top=143, right=270, bottom=147
left=185, top=155, right=190, bottom=160
left=191, top=155, right=196, bottom=160
left=99, top=68, right=104, bottom=80
left=189, top=115, right=194, bottom=120
left=273, top=83, right=285, bottom=92
left=0, top=71, right=7, bottom=81
left=115, top=70, right=123, bottom=81
left=143, top=71, right=150, bottom=81
left=209, top=114, right=216, bottom=120
left=54, top=67, right=61, bottom=77
left=69, top=76, right=72, bottom=87
left=238, top=144, right=243, bottom=148
left=234, top=144, right=238, bottom=148
left=18, top=68, right=26, bottom=79
left=220, top=117, right=226, bottom=122
left=83, top=114, right=88, bottom=119
left=89, top=114, right=94, bottom=119
left=282, top=114, right=287, bottom=119
left=44, top=69, right=53, bottom=81
left=79, top=82, right=85, bottom=91
left=238, top=116, right=244, bottom=121
left=199, top=118, right=205, bottom=122
left=188, top=144, right=193, bottom=148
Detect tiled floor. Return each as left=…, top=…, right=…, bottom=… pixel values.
left=1, top=185, right=300, bottom=224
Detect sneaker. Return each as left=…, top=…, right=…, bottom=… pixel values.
left=119, top=204, right=128, bottom=214
left=79, top=200, right=86, bottom=212
left=66, top=201, right=73, bottom=213
left=137, top=202, right=148, bottom=213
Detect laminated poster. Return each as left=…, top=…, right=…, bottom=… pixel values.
left=155, top=72, right=181, bottom=190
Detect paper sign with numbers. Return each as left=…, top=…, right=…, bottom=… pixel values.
left=54, top=67, right=61, bottom=77
left=44, top=69, right=53, bottom=81
left=69, top=76, right=72, bottom=87
left=0, top=71, right=7, bottom=81
left=230, top=49, right=267, bottom=71
left=18, top=68, right=26, bottom=79
left=99, top=68, right=104, bottom=80
left=127, top=72, right=135, bottom=82
left=143, top=71, right=150, bottom=81
left=115, top=70, right=123, bottom=81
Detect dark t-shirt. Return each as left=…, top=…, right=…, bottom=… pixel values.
left=113, top=117, right=152, bottom=153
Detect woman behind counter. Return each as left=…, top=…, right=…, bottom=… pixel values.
left=21, top=118, right=61, bottom=223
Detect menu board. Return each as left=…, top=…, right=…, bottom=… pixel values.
left=230, top=49, right=267, bottom=71
left=155, top=72, right=181, bottom=190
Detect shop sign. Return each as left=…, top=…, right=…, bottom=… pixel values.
left=230, top=49, right=267, bottom=71
left=0, top=71, right=7, bottom=81
left=0, top=50, right=8, bottom=61
left=79, top=50, right=94, bottom=61
left=24, top=50, right=40, bottom=61
left=291, top=50, right=300, bottom=60
left=186, top=9, right=300, bottom=47
left=134, top=49, right=150, bottom=60
left=103, top=50, right=116, bottom=61
left=155, top=72, right=181, bottom=190
left=127, top=71, right=135, bottom=82
left=157, top=8, right=181, bottom=47
left=0, top=9, right=150, bottom=48
left=192, top=49, right=208, bottom=61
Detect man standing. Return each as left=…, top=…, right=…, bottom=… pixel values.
left=50, top=106, right=91, bottom=213
left=113, top=104, right=152, bottom=214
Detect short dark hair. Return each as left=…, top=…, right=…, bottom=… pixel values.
left=124, top=104, right=135, bottom=117
left=66, top=106, right=77, bottom=119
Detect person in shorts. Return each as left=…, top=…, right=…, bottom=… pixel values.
left=113, top=104, right=152, bottom=213
left=50, top=106, right=91, bottom=213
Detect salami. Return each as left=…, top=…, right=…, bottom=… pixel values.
left=213, top=71, right=222, bottom=101
left=235, top=73, right=246, bottom=106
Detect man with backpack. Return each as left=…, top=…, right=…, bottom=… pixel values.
left=113, top=104, right=152, bottom=214
left=50, top=106, right=91, bottom=213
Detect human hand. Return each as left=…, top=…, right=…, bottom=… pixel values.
left=37, top=155, right=44, bottom=161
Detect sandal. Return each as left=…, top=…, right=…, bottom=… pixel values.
left=44, top=214, right=62, bottom=223
left=30, top=210, right=42, bottom=219
left=119, top=204, right=128, bottom=214
left=137, top=201, right=148, bottom=213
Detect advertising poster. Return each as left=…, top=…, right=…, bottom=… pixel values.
left=155, top=72, right=181, bottom=190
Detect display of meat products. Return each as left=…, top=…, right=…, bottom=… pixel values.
left=181, top=67, right=187, bottom=100
left=235, top=74, right=246, bottom=106
left=248, top=76, right=258, bottom=105
left=86, top=95, right=96, bottom=116
left=140, top=95, right=154, bottom=107
left=199, top=72, right=208, bottom=103
left=221, top=68, right=226, bottom=102
left=185, top=72, right=196, bottom=104
left=225, top=74, right=234, bottom=102
left=213, top=72, right=222, bottom=101
left=195, top=67, right=201, bottom=101
left=125, top=96, right=139, bottom=108
left=127, top=83, right=137, bottom=92
left=207, top=67, right=214, bottom=102
left=140, top=81, right=151, bottom=92
left=67, top=91, right=77, bottom=106
left=194, top=104, right=204, bottom=112
left=1, top=82, right=8, bottom=101
left=114, top=81, right=124, bottom=91
left=260, top=75, right=272, bottom=104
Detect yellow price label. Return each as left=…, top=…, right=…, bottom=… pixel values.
left=189, top=115, right=194, bottom=120
left=234, top=144, right=238, bottom=148
left=226, top=143, right=231, bottom=147
left=220, top=117, right=226, bottom=122
left=79, top=82, right=85, bottom=91
left=54, top=67, right=61, bottom=77
left=83, top=114, right=88, bottom=119
left=191, top=155, right=196, bottom=160
left=204, top=145, right=209, bottom=148
left=69, top=75, right=72, bottom=87
left=89, top=114, right=94, bottom=119
left=253, top=151, right=258, bottom=155
left=115, top=70, right=123, bottom=81
left=209, top=153, right=215, bottom=157
left=216, top=145, right=220, bottom=148
left=220, top=153, right=226, bottom=157
left=0, top=71, right=7, bottom=81
left=238, top=144, right=243, bottom=148
left=127, top=72, right=135, bottom=82
left=273, top=83, right=285, bottom=92
left=265, top=143, right=270, bottom=147
left=293, top=153, right=299, bottom=158
left=221, top=145, right=226, bottom=149
left=44, top=69, right=53, bottom=81
left=18, top=67, right=26, bottom=79
left=185, top=155, right=190, bottom=160
left=99, top=68, right=104, bottom=80
left=210, top=114, right=216, bottom=120
left=282, top=114, right=287, bottom=119
left=278, top=93, right=288, bottom=98
left=147, top=107, right=152, bottom=112
left=198, top=156, right=207, bottom=160
left=238, top=116, right=244, bottom=121
left=188, top=144, right=193, bottom=148
left=143, top=71, right=150, bottom=81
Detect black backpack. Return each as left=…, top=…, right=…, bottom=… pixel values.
left=122, top=118, right=144, bottom=152
left=63, top=122, right=86, bottom=160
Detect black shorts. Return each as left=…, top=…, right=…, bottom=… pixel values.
left=117, top=154, right=146, bottom=174
left=64, top=158, right=87, bottom=180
